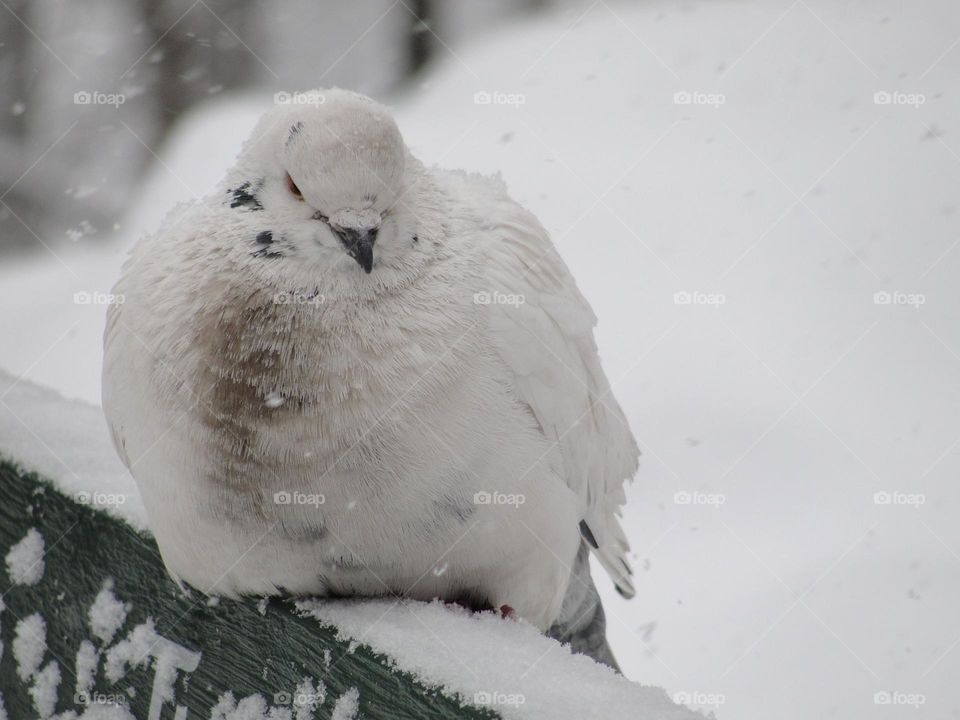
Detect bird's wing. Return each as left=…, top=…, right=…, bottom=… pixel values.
left=464, top=174, right=640, bottom=598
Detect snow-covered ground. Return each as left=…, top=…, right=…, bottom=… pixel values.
left=2, top=0, right=960, bottom=718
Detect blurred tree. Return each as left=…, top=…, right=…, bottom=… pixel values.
left=0, top=0, right=39, bottom=253
left=408, top=0, right=433, bottom=76
left=0, top=0, right=558, bottom=257
left=141, top=0, right=258, bottom=137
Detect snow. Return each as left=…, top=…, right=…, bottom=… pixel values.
left=104, top=619, right=159, bottom=683
left=209, top=677, right=347, bottom=719
left=0, top=367, right=147, bottom=530
left=292, top=678, right=324, bottom=720
left=210, top=692, right=292, bottom=720
left=102, top=616, right=201, bottom=719
left=149, top=637, right=196, bottom=706
left=87, top=578, right=130, bottom=645
left=299, top=599, right=701, bottom=720
left=0, top=0, right=958, bottom=717
left=13, top=613, right=47, bottom=682
left=329, top=688, right=359, bottom=720
left=4, top=527, right=45, bottom=586
left=88, top=580, right=130, bottom=645
left=29, top=660, right=62, bottom=719
left=77, top=705, right=135, bottom=720
left=75, top=640, right=100, bottom=698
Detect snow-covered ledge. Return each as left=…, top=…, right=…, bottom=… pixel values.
left=0, top=369, right=705, bottom=720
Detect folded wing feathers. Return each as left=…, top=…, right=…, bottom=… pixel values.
left=476, top=180, right=640, bottom=598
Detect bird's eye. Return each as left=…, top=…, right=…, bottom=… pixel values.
left=285, top=173, right=303, bottom=200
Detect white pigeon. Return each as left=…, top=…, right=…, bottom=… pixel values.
left=102, top=89, right=639, bottom=642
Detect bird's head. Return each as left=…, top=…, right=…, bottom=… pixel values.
left=224, top=89, right=420, bottom=276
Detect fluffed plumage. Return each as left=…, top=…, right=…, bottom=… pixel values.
left=102, top=89, right=639, bottom=645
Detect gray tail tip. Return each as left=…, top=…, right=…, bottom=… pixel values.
left=579, top=519, right=599, bottom=549
left=616, top=558, right=636, bottom=598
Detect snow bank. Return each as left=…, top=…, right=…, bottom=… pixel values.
left=301, top=599, right=702, bottom=720
left=0, top=367, right=147, bottom=529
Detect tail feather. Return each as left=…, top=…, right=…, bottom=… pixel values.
left=596, top=517, right=635, bottom=599
left=548, top=542, right=622, bottom=671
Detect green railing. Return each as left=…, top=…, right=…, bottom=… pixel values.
left=0, top=459, right=496, bottom=720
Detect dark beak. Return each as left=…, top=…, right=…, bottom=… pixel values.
left=332, top=227, right=377, bottom=273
